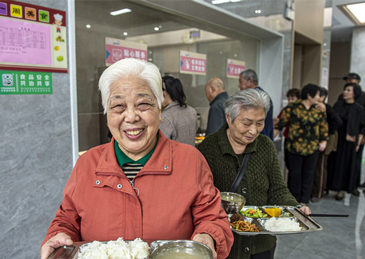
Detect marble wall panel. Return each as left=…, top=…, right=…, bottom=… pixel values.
left=0, top=1, right=73, bottom=258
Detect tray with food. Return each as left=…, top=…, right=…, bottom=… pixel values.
left=48, top=238, right=213, bottom=259
left=230, top=206, right=323, bottom=236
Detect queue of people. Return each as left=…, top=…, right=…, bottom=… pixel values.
left=40, top=59, right=364, bottom=259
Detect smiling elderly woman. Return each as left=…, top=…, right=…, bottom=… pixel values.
left=197, top=89, right=311, bottom=259
left=40, top=58, right=233, bottom=259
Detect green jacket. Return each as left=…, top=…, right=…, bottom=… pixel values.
left=198, top=124, right=299, bottom=258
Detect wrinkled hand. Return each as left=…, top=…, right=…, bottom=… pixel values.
left=300, top=206, right=311, bottom=216
left=41, top=232, right=73, bottom=259
left=193, top=233, right=217, bottom=259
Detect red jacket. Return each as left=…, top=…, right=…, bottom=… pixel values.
left=43, top=131, right=233, bottom=258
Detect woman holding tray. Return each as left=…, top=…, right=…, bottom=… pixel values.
left=40, top=58, right=233, bottom=259
left=197, top=89, right=311, bottom=259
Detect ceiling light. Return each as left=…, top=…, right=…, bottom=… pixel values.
left=110, top=8, right=131, bottom=16
left=255, top=9, right=262, bottom=14
left=86, top=24, right=91, bottom=28
left=154, top=27, right=160, bottom=31
left=342, top=3, right=365, bottom=24
left=212, top=0, right=242, bottom=4
left=212, top=0, right=230, bottom=4
left=123, top=32, right=128, bottom=36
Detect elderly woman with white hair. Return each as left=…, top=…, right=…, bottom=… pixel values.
left=198, top=89, right=311, bottom=259
left=40, top=58, right=233, bottom=259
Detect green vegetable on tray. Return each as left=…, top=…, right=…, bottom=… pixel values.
left=241, top=208, right=268, bottom=218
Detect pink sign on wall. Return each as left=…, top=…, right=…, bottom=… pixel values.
left=180, top=50, right=206, bottom=75
left=227, top=59, right=245, bottom=78
left=105, top=37, right=147, bottom=66
left=0, top=19, right=52, bottom=65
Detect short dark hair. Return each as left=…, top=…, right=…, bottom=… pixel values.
left=319, top=87, right=328, bottom=98
left=344, top=83, right=362, bottom=100
left=239, top=69, right=258, bottom=85
left=301, top=84, right=320, bottom=100
left=162, top=76, right=187, bottom=107
left=286, top=88, right=301, bottom=99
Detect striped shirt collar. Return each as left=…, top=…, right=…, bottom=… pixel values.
left=114, top=134, right=158, bottom=167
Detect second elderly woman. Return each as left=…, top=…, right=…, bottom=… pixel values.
left=198, top=89, right=311, bottom=259
left=40, top=58, right=233, bottom=259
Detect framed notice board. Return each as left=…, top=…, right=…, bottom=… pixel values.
left=0, top=0, right=68, bottom=73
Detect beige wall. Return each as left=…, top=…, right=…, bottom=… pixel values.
left=291, top=0, right=324, bottom=88
left=294, top=0, right=325, bottom=44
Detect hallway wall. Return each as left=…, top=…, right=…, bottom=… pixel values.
left=0, top=0, right=75, bottom=258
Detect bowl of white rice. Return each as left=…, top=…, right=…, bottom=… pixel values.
left=259, top=217, right=302, bottom=232
left=77, top=238, right=149, bottom=259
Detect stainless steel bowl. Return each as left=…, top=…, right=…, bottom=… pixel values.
left=150, top=240, right=213, bottom=259
left=220, top=192, right=246, bottom=214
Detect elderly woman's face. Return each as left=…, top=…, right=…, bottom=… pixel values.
left=226, top=107, right=265, bottom=146
left=107, top=76, right=161, bottom=160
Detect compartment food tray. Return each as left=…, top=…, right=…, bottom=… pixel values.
left=231, top=206, right=323, bottom=236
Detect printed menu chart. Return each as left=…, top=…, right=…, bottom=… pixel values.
left=0, top=0, right=67, bottom=73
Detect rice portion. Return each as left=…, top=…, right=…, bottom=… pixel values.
left=263, top=218, right=302, bottom=232
left=78, top=238, right=149, bottom=259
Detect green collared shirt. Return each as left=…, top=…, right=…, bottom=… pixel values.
left=114, top=134, right=158, bottom=167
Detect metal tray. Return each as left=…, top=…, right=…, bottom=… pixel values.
left=231, top=206, right=323, bottom=236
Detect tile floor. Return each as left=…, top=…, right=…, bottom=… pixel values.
left=275, top=188, right=365, bottom=259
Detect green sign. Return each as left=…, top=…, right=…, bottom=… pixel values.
left=0, top=70, right=52, bottom=95
left=39, top=10, right=50, bottom=23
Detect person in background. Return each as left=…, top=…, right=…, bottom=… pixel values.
left=339, top=73, right=365, bottom=190
left=198, top=89, right=311, bottom=259
left=40, top=59, right=233, bottom=259
left=205, top=77, right=229, bottom=136
left=327, top=83, right=365, bottom=205
left=274, top=84, right=328, bottom=206
left=159, top=76, right=197, bottom=146
left=273, top=88, right=301, bottom=169
left=238, top=69, right=274, bottom=141
left=311, top=87, right=342, bottom=203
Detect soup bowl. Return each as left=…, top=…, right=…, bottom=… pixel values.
left=220, top=192, right=246, bottom=214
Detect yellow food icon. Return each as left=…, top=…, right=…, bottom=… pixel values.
left=54, top=46, right=60, bottom=51
left=264, top=208, right=281, bottom=217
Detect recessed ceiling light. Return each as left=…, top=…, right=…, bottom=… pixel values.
left=86, top=24, right=91, bottom=28
left=255, top=9, right=262, bottom=14
left=110, top=8, right=131, bottom=16
left=212, top=0, right=242, bottom=4
left=212, top=0, right=230, bottom=4
left=341, top=3, right=365, bottom=24
left=123, top=32, right=128, bottom=36
left=154, top=27, right=160, bottom=31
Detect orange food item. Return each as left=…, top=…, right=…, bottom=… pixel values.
left=264, top=207, right=282, bottom=217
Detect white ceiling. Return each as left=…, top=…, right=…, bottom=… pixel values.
left=75, top=0, right=365, bottom=42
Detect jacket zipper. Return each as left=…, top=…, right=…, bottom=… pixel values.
left=130, top=180, right=140, bottom=196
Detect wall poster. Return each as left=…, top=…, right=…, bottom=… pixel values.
left=105, top=37, right=147, bottom=66
left=180, top=50, right=206, bottom=75
left=0, top=0, right=67, bottom=73
left=227, top=59, right=245, bottom=78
